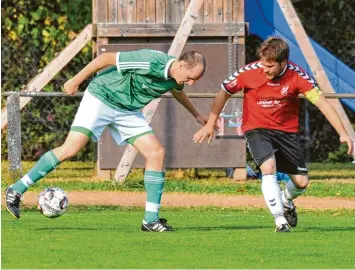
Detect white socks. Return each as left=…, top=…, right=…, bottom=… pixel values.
left=282, top=180, right=306, bottom=208
left=262, top=174, right=287, bottom=226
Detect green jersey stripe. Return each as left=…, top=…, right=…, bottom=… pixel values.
left=119, top=65, right=150, bottom=69
left=120, top=62, right=150, bottom=65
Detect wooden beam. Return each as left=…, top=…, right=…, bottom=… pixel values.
left=277, top=0, right=355, bottom=159
left=114, top=0, right=205, bottom=183
left=1, top=24, right=93, bottom=130
left=95, top=23, right=245, bottom=37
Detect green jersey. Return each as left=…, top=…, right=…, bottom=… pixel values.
left=88, top=49, right=184, bottom=111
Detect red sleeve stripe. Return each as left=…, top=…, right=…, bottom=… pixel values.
left=223, top=62, right=262, bottom=85
left=288, top=63, right=317, bottom=87
left=220, top=83, right=233, bottom=95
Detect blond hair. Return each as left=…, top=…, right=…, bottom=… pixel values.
left=257, top=36, right=289, bottom=63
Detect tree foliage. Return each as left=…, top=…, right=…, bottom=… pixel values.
left=1, top=0, right=92, bottom=161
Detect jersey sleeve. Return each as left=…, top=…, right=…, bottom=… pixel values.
left=174, top=84, right=184, bottom=92
left=116, top=49, right=175, bottom=78
left=295, top=68, right=323, bottom=104
left=220, top=69, right=247, bottom=95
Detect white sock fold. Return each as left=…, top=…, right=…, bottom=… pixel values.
left=282, top=180, right=306, bottom=208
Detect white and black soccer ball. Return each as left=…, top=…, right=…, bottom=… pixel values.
left=37, top=187, right=68, bottom=218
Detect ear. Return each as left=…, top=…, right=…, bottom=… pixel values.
left=179, top=61, right=186, bottom=70
left=281, top=59, right=287, bottom=68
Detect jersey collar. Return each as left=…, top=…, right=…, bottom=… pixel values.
left=165, top=58, right=176, bottom=79
left=277, top=62, right=288, bottom=78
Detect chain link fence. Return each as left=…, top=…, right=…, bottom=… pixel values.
left=1, top=36, right=94, bottom=162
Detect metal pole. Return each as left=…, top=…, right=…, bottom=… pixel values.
left=7, top=94, right=22, bottom=182
left=3, top=91, right=355, bottom=99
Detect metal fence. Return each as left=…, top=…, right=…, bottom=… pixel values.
left=1, top=34, right=92, bottom=161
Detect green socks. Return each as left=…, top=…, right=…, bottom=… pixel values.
left=144, top=170, right=165, bottom=223
left=11, top=150, right=60, bottom=194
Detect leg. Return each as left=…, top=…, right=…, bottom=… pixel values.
left=281, top=174, right=308, bottom=227
left=131, top=133, right=171, bottom=232
left=259, top=157, right=290, bottom=232
left=274, top=132, right=308, bottom=228
left=4, top=132, right=89, bottom=219
left=282, top=174, right=309, bottom=207
left=245, top=129, right=290, bottom=232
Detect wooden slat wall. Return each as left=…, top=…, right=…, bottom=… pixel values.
left=204, top=0, right=213, bottom=23
left=108, top=0, right=118, bottom=22
left=95, top=0, right=244, bottom=24
left=214, top=0, right=223, bottom=23
left=145, top=0, right=156, bottom=23
left=117, top=0, right=127, bottom=23
left=127, top=0, right=137, bottom=23
left=165, top=0, right=173, bottom=23
left=156, top=0, right=165, bottom=23
left=97, top=0, right=108, bottom=22
left=136, top=0, right=146, bottom=23
left=196, top=2, right=204, bottom=23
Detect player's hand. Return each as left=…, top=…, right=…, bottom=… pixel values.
left=340, top=134, right=354, bottom=155
left=195, top=115, right=207, bottom=126
left=193, top=125, right=215, bottom=144
left=195, top=115, right=219, bottom=131
left=63, top=78, right=79, bottom=96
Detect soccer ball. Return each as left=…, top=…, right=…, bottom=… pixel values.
left=37, top=187, right=68, bottom=218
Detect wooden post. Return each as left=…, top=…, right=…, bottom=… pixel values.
left=1, top=24, right=92, bottom=130
left=277, top=0, right=355, bottom=160
left=114, top=0, right=205, bottom=183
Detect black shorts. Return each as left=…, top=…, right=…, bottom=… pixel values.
left=244, top=128, right=308, bottom=175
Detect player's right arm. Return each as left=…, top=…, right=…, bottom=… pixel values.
left=64, top=53, right=116, bottom=95
left=193, top=66, right=246, bottom=144
left=193, top=90, right=230, bottom=144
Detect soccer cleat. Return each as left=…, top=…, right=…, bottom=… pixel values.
left=275, top=223, right=291, bottom=233
left=4, top=187, right=22, bottom=219
left=141, top=218, right=173, bottom=232
left=284, top=204, right=298, bottom=227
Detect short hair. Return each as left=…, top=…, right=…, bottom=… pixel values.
left=257, top=36, right=290, bottom=63
left=178, top=51, right=206, bottom=75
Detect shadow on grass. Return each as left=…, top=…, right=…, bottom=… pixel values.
left=296, top=226, right=355, bottom=232
left=177, top=225, right=270, bottom=231
left=35, top=227, right=98, bottom=231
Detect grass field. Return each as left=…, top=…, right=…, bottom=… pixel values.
left=2, top=161, right=355, bottom=269
left=2, top=161, right=355, bottom=198
left=2, top=207, right=355, bottom=269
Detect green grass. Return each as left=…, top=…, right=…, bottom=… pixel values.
left=2, top=161, right=355, bottom=198
left=2, top=207, right=355, bottom=269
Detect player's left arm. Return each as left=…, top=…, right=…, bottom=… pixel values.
left=170, top=89, right=207, bottom=126
left=298, top=70, right=353, bottom=155
left=313, top=94, right=354, bottom=155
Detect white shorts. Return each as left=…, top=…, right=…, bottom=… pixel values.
left=71, top=91, right=153, bottom=146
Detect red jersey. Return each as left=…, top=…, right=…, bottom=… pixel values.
left=221, top=61, right=318, bottom=133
